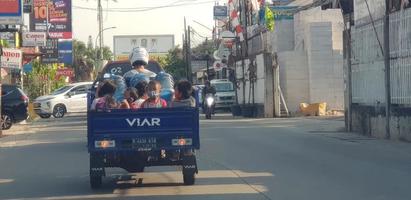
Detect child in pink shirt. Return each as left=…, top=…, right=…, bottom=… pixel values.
left=141, top=80, right=167, bottom=108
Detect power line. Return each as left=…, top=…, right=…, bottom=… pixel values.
left=105, top=0, right=203, bottom=10
left=73, top=0, right=215, bottom=12
left=191, top=28, right=212, bottom=39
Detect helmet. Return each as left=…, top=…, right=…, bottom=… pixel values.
left=129, top=47, right=149, bottom=66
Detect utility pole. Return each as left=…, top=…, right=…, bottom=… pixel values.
left=98, top=0, right=103, bottom=60
left=184, top=17, right=189, bottom=80
left=384, top=0, right=391, bottom=139
left=187, top=26, right=192, bottom=82
left=240, top=0, right=248, bottom=105
left=206, top=37, right=210, bottom=80
left=0, top=43, right=3, bottom=136
left=345, top=15, right=353, bottom=132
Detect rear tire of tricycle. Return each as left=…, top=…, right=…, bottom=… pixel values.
left=183, top=173, right=195, bottom=185
left=90, top=175, right=102, bottom=189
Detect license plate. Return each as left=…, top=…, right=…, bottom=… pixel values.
left=132, top=137, right=157, bottom=151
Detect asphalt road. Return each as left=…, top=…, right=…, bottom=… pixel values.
left=1, top=114, right=411, bottom=200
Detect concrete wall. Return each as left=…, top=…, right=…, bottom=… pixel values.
left=275, top=8, right=345, bottom=112
left=351, top=105, right=411, bottom=141
left=294, top=8, right=344, bottom=52
left=348, top=6, right=411, bottom=142
left=235, top=54, right=265, bottom=105
left=278, top=51, right=309, bottom=113
left=306, top=22, right=344, bottom=110
left=272, top=20, right=295, bottom=53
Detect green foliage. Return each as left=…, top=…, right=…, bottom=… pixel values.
left=192, top=39, right=216, bottom=57
left=0, top=39, right=10, bottom=47
left=26, top=61, right=66, bottom=99
left=73, top=39, right=113, bottom=81
left=163, top=46, right=187, bottom=81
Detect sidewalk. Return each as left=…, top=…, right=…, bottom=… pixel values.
left=0, top=113, right=86, bottom=138
left=1, top=120, right=38, bottom=137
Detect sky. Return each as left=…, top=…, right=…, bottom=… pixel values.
left=71, top=0, right=226, bottom=50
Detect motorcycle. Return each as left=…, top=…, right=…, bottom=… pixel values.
left=204, top=93, right=215, bottom=119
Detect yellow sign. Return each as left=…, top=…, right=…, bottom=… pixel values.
left=115, top=54, right=129, bottom=61
left=115, top=53, right=167, bottom=61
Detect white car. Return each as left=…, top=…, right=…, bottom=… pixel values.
left=211, top=79, right=235, bottom=109
left=33, top=82, right=93, bottom=118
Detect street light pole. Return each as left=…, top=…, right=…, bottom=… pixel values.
left=98, top=0, right=103, bottom=59
left=95, top=26, right=116, bottom=56
left=94, top=26, right=116, bottom=71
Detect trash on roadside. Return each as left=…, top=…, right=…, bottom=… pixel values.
left=299, top=102, right=327, bottom=116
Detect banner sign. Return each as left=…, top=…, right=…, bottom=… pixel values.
left=23, top=0, right=33, bottom=13
left=0, top=32, right=17, bottom=48
left=213, top=6, right=227, bottom=20
left=58, top=39, right=72, bottom=65
left=0, top=0, right=23, bottom=24
left=191, top=60, right=208, bottom=73
left=1, top=48, right=23, bottom=69
left=269, top=6, right=298, bottom=20
left=56, top=68, right=74, bottom=77
left=22, top=32, right=46, bottom=46
left=30, top=0, right=72, bottom=39
left=40, top=38, right=59, bottom=63
left=23, top=62, right=33, bottom=73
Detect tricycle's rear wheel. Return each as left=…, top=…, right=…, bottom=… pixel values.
left=89, top=153, right=105, bottom=189
left=90, top=175, right=102, bottom=189
left=182, top=154, right=197, bottom=185
left=183, top=172, right=195, bottom=185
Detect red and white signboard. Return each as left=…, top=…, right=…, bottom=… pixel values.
left=56, top=68, right=74, bottom=77
left=0, top=0, right=23, bottom=25
left=1, top=48, right=23, bottom=69
left=213, top=61, right=226, bottom=71
left=22, top=32, right=47, bottom=47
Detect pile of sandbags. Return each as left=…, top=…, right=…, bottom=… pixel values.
left=299, top=102, right=327, bottom=116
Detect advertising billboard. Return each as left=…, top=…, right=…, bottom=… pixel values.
left=0, top=32, right=17, bottom=47
left=23, top=0, right=33, bottom=13
left=1, top=48, right=22, bottom=69
left=269, top=6, right=298, bottom=20
left=213, top=6, right=227, bottom=20
left=30, top=0, right=72, bottom=39
left=22, top=32, right=47, bottom=46
left=58, top=39, right=72, bottom=65
left=0, top=0, right=23, bottom=24
left=113, top=35, right=174, bottom=61
left=40, top=38, right=59, bottom=63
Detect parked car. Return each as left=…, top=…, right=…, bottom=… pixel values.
left=1, top=84, right=29, bottom=130
left=33, top=82, right=93, bottom=118
left=210, top=79, right=235, bottom=109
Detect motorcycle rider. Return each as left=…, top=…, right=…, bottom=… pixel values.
left=202, top=80, right=216, bottom=111
left=123, top=47, right=156, bottom=86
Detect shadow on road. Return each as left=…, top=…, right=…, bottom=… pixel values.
left=0, top=139, right=273, bottom=200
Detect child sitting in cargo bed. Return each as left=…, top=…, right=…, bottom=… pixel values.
left=170, top=80, right=196, bottom=107
left=91, top=80, right=118, bottom=111
left=119, top=87, right=139, bottom=109
left=134, top=81, right=148, bottom=109
left=141, top=80, right=167, bottom=108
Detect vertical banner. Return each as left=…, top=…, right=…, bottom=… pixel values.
left=0, top=0, right=23, bottom=24
left=1, top=48, right=23, bottom=69
left=40, top=38, right=59, bottom=63
left=30, top=0, right=72, bottom=39
left=23, top=0, right=33, bottom=13
left=58, top=39, right=72, bottom=65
